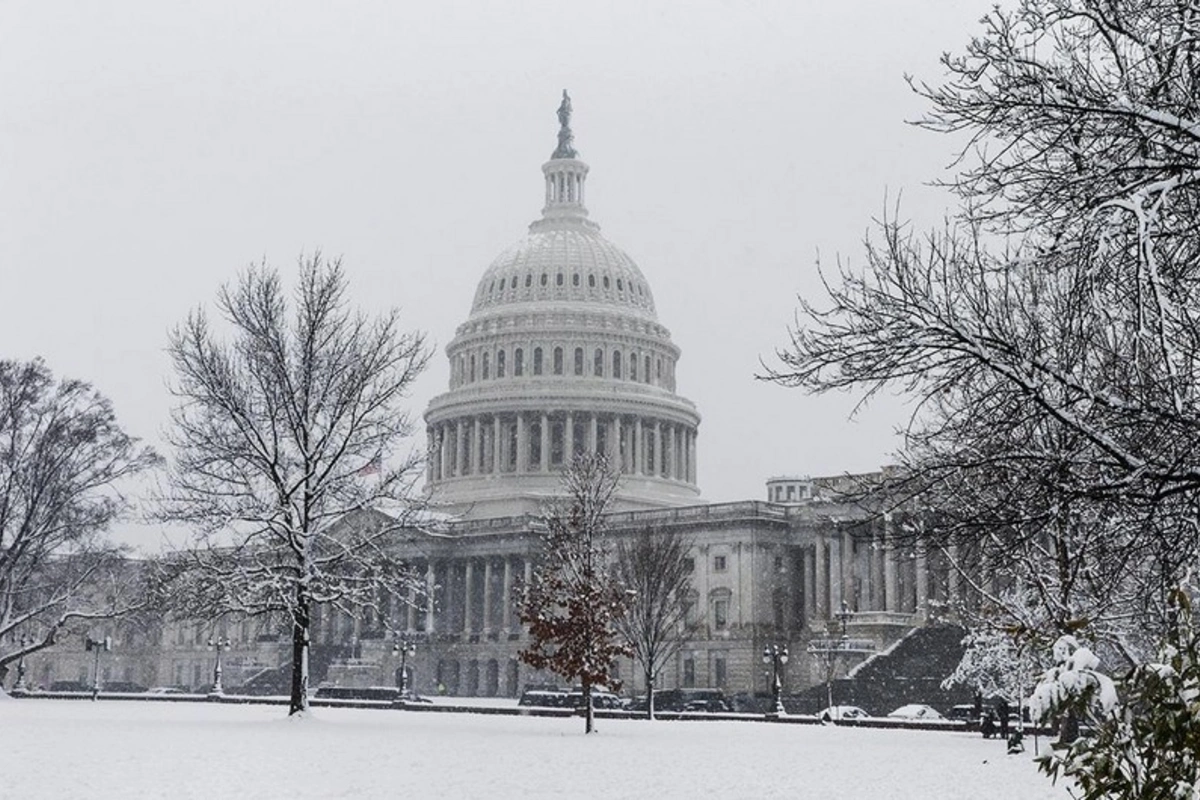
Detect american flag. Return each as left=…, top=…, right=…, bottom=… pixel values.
left=357, top=454, right=382, bottom=477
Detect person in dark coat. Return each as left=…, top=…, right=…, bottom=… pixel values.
left=981, top=710, right=996, bottom=739
left=997, top=699, right=1011, bottom=739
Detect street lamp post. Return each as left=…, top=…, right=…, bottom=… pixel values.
left=761, top=643, right=789, bottom=717
left=392, top=635, right=417, bottom=704
left=84, top=635, right=111, bottom=701
left=207, top=636, right=231, bottom=697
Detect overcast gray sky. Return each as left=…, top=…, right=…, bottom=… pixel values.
left=1, top=1, right=995, bottom=551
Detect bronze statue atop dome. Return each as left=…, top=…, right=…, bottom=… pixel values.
left=552, top=89, right=578, bottom=159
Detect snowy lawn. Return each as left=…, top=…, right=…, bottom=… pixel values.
left=0, top=699, right=1073, bottom=799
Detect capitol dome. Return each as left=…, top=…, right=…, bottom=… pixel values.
left=424, top=92, right=701, bottom=518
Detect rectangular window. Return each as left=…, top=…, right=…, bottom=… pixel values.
left=682, top=557, right=695, bottom=573
left=533, top=348, right=543, bottom=376
left=713, top=655, right=727, bottom=688
left=515, top=348, right=524, bottom=376
left=550, top=420, right=564, bottom=467
left=594, top=348, right=604, bottom=377
left=574, top=347, right=584, bottom=376
left=529, top=422, right=541, bottom=469
left=482, top=352, right=490, bottom=380
left=497, top=350, right=506, bottom=378
left=682, top=657, right=695, bottom=688
left=553, top=347, right=563, bottom=375
left=714, top=599, right=729, bottom=629
left=714, top=555, right=727, bottom=572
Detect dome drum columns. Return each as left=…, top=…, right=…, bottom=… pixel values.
left=427, top=410, right=698, bottom=486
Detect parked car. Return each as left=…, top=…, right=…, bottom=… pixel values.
left=315, top=685, right=400, bottom=702
left=101, top=681, right=147, bottom=694
left=48, top=680, right=90, bottom=693
left=564, top=689, right=622, bottom=710
left=518, top=689, right=569, bottom=708
left=651, top=688, right=731, bottom=713
left=146, top=686, right=188, bottom=695
left=818, top=705, right=870, bottom=722
left=887, top=704, right=945, bottom=721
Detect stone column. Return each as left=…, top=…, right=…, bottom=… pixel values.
left=884, top=542, right=898, bottom=613
left=471, top=418, right=482, bottom=476
left=515, top=413, right=527, bottom=473
left=667, top=424, right=676, bottom=479
left=456, top=419, right=466, bottom=477
left=492, top=416, right=501, bottom=474
left=425, top=561, right=436, bottom=632
left=406, top=582, right=416, bottom=632
left=613, top=416, right=623, bottom=471
left=463, top=560, right=474, bottom=634
left=828, top=535, right=842, bottom=613
left=588, top=414, right=598, bottom=455
left=633, top=418, right=643, bottom=475
left=915, top=543, right=929, bottom=620
left=842, top=530, right=855, bottom=611
left=439, top=425, right=449, bottom=481
left=654, top=420, right=663, bottom=477
left=483, top=559, right=494, bottom=634
left=539, top=413, right=550, bottom=472
left=565, top=412, right=575, bottom=462
left=803, top=545, right=816, bottom=626
left=502, top=557, right=513, bottom=632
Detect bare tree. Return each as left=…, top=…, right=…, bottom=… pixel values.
left=612, top=525, right=693, bottom=720
left=158, top=255, right=431, bottom=716
left=519, top=453, right=632, bottom=734
left=0, top=358, right=158, bottom=685
left=767, top=0, right=1200, bottom=657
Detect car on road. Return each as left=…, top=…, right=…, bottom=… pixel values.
left=146, top=686, right=188, bottom=695
left=887, top=704, right=945, bottom=721
left=818, top=705, right=870, bottom=722
left=48, top=681, right=90, bottom=693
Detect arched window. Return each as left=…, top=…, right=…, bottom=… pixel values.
left=540, top=273, right=548, bottom=286
left=574, top=347, right=584, bottom=376
left=553, top=347, right=564, bottom=375
left=556, top=272, right=564, bottom=286
left=514, top=348, right=524, bottom=377
left=630, top=353, right=638, bottom=382
left=612, top=350, right=622, bottom=379
left=572, top=273, right=580, bottom=287
left=617, top=278, right=624, bottom=291
left=588, top=274, right=596, bottom=288
left=594, top=348, right=604, bottom=376
left=644, top=355, right=651, bottom=383
left=470, top=355, right=476, bottom=383
left=603, top=275, right=610, bottom=289
left=499, top=278, right=505, bottom=291
left=525, top=274, right=532, bottom=287
left=657, top=358, right=663, bottom=382
left=533, top=347, right=543, bottom=376
left=482, top=352, right=490, bottom=380
left=497, top=349, right=506, bottom=378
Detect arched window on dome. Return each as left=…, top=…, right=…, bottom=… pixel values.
left=489, top=280, right=495, bottom=295
left=470, top=355, right=476, bottom=383
left=533, top=347, right=543, bottom=376
left=574, top=348, right=584, bottom=376
left=656, top=358, right=663, bottom=383
left=572, top=273, right=580, bottom=287
left=499, top=278, right=505, bottom=292
left=553, top=347, right=563, bottom=375
left=603, top=275, right=611, bottom=289
left=525, top=274, right=532, bottom=288
left=497, top=349, right=506, bottom=378
left=617, top=278, right=624, bottom=292
left=482, top=352, right=490, bottom=380
left=556, top=273, right=564, bottom=287
left=612, top=350, right=622, bottom=379
left=630, top=353, right=638, bottom=382
left=588, top=274, right=596, bottom=288
left=644, top=355, right=651, bottom=384
left=540, top=273, right=548, bottom=287
left=514, top=348, right=524, bottom=377
left=593, top=348, right=604, bottom=377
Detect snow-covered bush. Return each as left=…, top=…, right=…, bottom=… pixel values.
left=1037, top=590, right=1200, bottom=800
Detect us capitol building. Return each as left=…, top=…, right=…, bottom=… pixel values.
left=19, top=96, right=966, bottom=700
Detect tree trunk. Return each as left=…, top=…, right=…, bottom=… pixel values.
left=583, top=676, right=595, bottom=734
left=645, top=669, right=655, bottom=721
left=289, top=587, right=311, bottom=716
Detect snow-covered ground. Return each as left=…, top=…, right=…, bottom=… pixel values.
left=0, top=699, right=1073, bottom=799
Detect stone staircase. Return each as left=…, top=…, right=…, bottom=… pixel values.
left=787, top=624, right=971, bottom=716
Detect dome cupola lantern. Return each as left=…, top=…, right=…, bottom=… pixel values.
left=424, top=93, right=702, bottom=519
left=540, top=90, right=591, bottom=226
